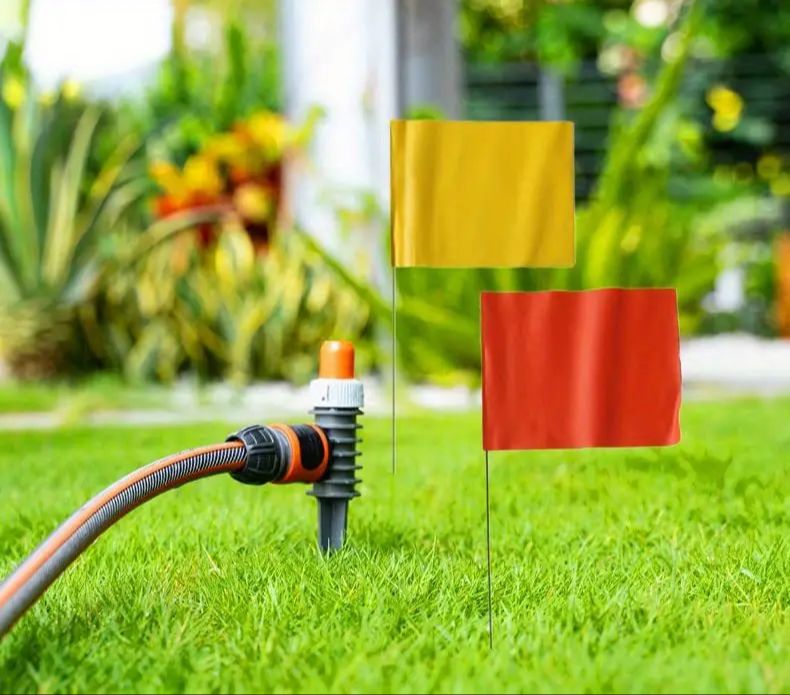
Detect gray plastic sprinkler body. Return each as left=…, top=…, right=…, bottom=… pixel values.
left=308, top=341, right=364, bottom=553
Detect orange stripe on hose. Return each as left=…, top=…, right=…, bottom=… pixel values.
left=0, top=458, right=243, bottom=635
left=0, top=442, right=244, bottom=608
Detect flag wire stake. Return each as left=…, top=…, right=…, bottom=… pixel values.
left=485, top=449, right=493, bottom=649
left=391, top=269, right=396, bottom=476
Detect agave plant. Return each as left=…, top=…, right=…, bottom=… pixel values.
left=0, top=82, right=107, bottom=375
left=0, top=74, right=220, bottom=378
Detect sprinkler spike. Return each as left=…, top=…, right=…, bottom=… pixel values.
left=317, top=499, right=349, bottom=553
left=309, top=341, right=364, bottom=553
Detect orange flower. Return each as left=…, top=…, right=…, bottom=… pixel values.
left=148, top=111, right=291, bottom=248
left=618, top=72, right=647, bottom=109
left=154, top=194, right=184, bottom=218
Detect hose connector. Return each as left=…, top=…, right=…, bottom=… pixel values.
left=227, top=425, right=283, bottom=485
left=227, top=424, right=329, bottom=485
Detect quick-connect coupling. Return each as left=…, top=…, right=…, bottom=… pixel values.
left=227, top=424, right=329, bottom=485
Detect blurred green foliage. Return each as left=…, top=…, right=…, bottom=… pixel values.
left=86, top=226, right=372, bottom=385
left=0, top=48, right=232, bottom=379
left=0, top=43, right=139, bottom=377
left=461, top=0, right=620, bottom=70
left=0, top=5, right=372, bottom=385
left=385, top=2, right=718, bottom=379
left=458, top=0, right=790, bottom=335
left=461, top=0, right=790, bottom=69
left=108, top=17, right=281, bottom=169
left=1, top=0, right=787, bottom=385
left=368, top=0, right=789, bottom=380
left=79, top=7, right=376, bottom=385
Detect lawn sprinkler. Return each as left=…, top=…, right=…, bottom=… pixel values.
left=0, top=340, right=363, bottom=638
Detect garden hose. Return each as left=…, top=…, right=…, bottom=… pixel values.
left=0, top=442, right=246, bottom=637
left=0, top=340, right=364, bottom=639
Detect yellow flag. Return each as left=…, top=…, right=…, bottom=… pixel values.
left=390, top=120, right=575, bottom=268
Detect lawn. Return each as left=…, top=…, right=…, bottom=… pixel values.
left=0, top=399, right=787, bottom=693
left=0, top=375, right=169, bottom=416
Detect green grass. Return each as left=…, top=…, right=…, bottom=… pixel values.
left=0, top=399, right=788, bottom=693
left=0, top=374, right=168, bottom=416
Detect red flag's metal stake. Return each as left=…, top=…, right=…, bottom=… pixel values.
left=485, top=450, right=493, bottom=649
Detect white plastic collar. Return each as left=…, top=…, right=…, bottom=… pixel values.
left=309, top=378, right=364, bottom=409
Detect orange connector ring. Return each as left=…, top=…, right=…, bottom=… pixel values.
left=271, top=424, right=329, bottom=484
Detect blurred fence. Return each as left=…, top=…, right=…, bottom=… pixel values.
left=466, top=61, right=612, bottom=200
left=465, top=54, right=790, bottom=205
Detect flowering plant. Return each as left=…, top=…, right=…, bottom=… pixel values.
left=150, top=111, right=290, bottom=251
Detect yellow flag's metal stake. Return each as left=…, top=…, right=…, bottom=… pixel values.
left=392, top=270, right=396, bottom=476
left=485, top=450, right=493, bottom=648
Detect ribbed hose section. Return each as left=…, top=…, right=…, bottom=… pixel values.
left=309, top=406, right=362, bottom=552
left=0, top=442, right=245, bottom=638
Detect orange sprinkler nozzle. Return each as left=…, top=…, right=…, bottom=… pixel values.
left=319, top=340, right=355, bottom=379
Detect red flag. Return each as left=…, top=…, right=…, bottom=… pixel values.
left=481, top=289, right=681, bottom=450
